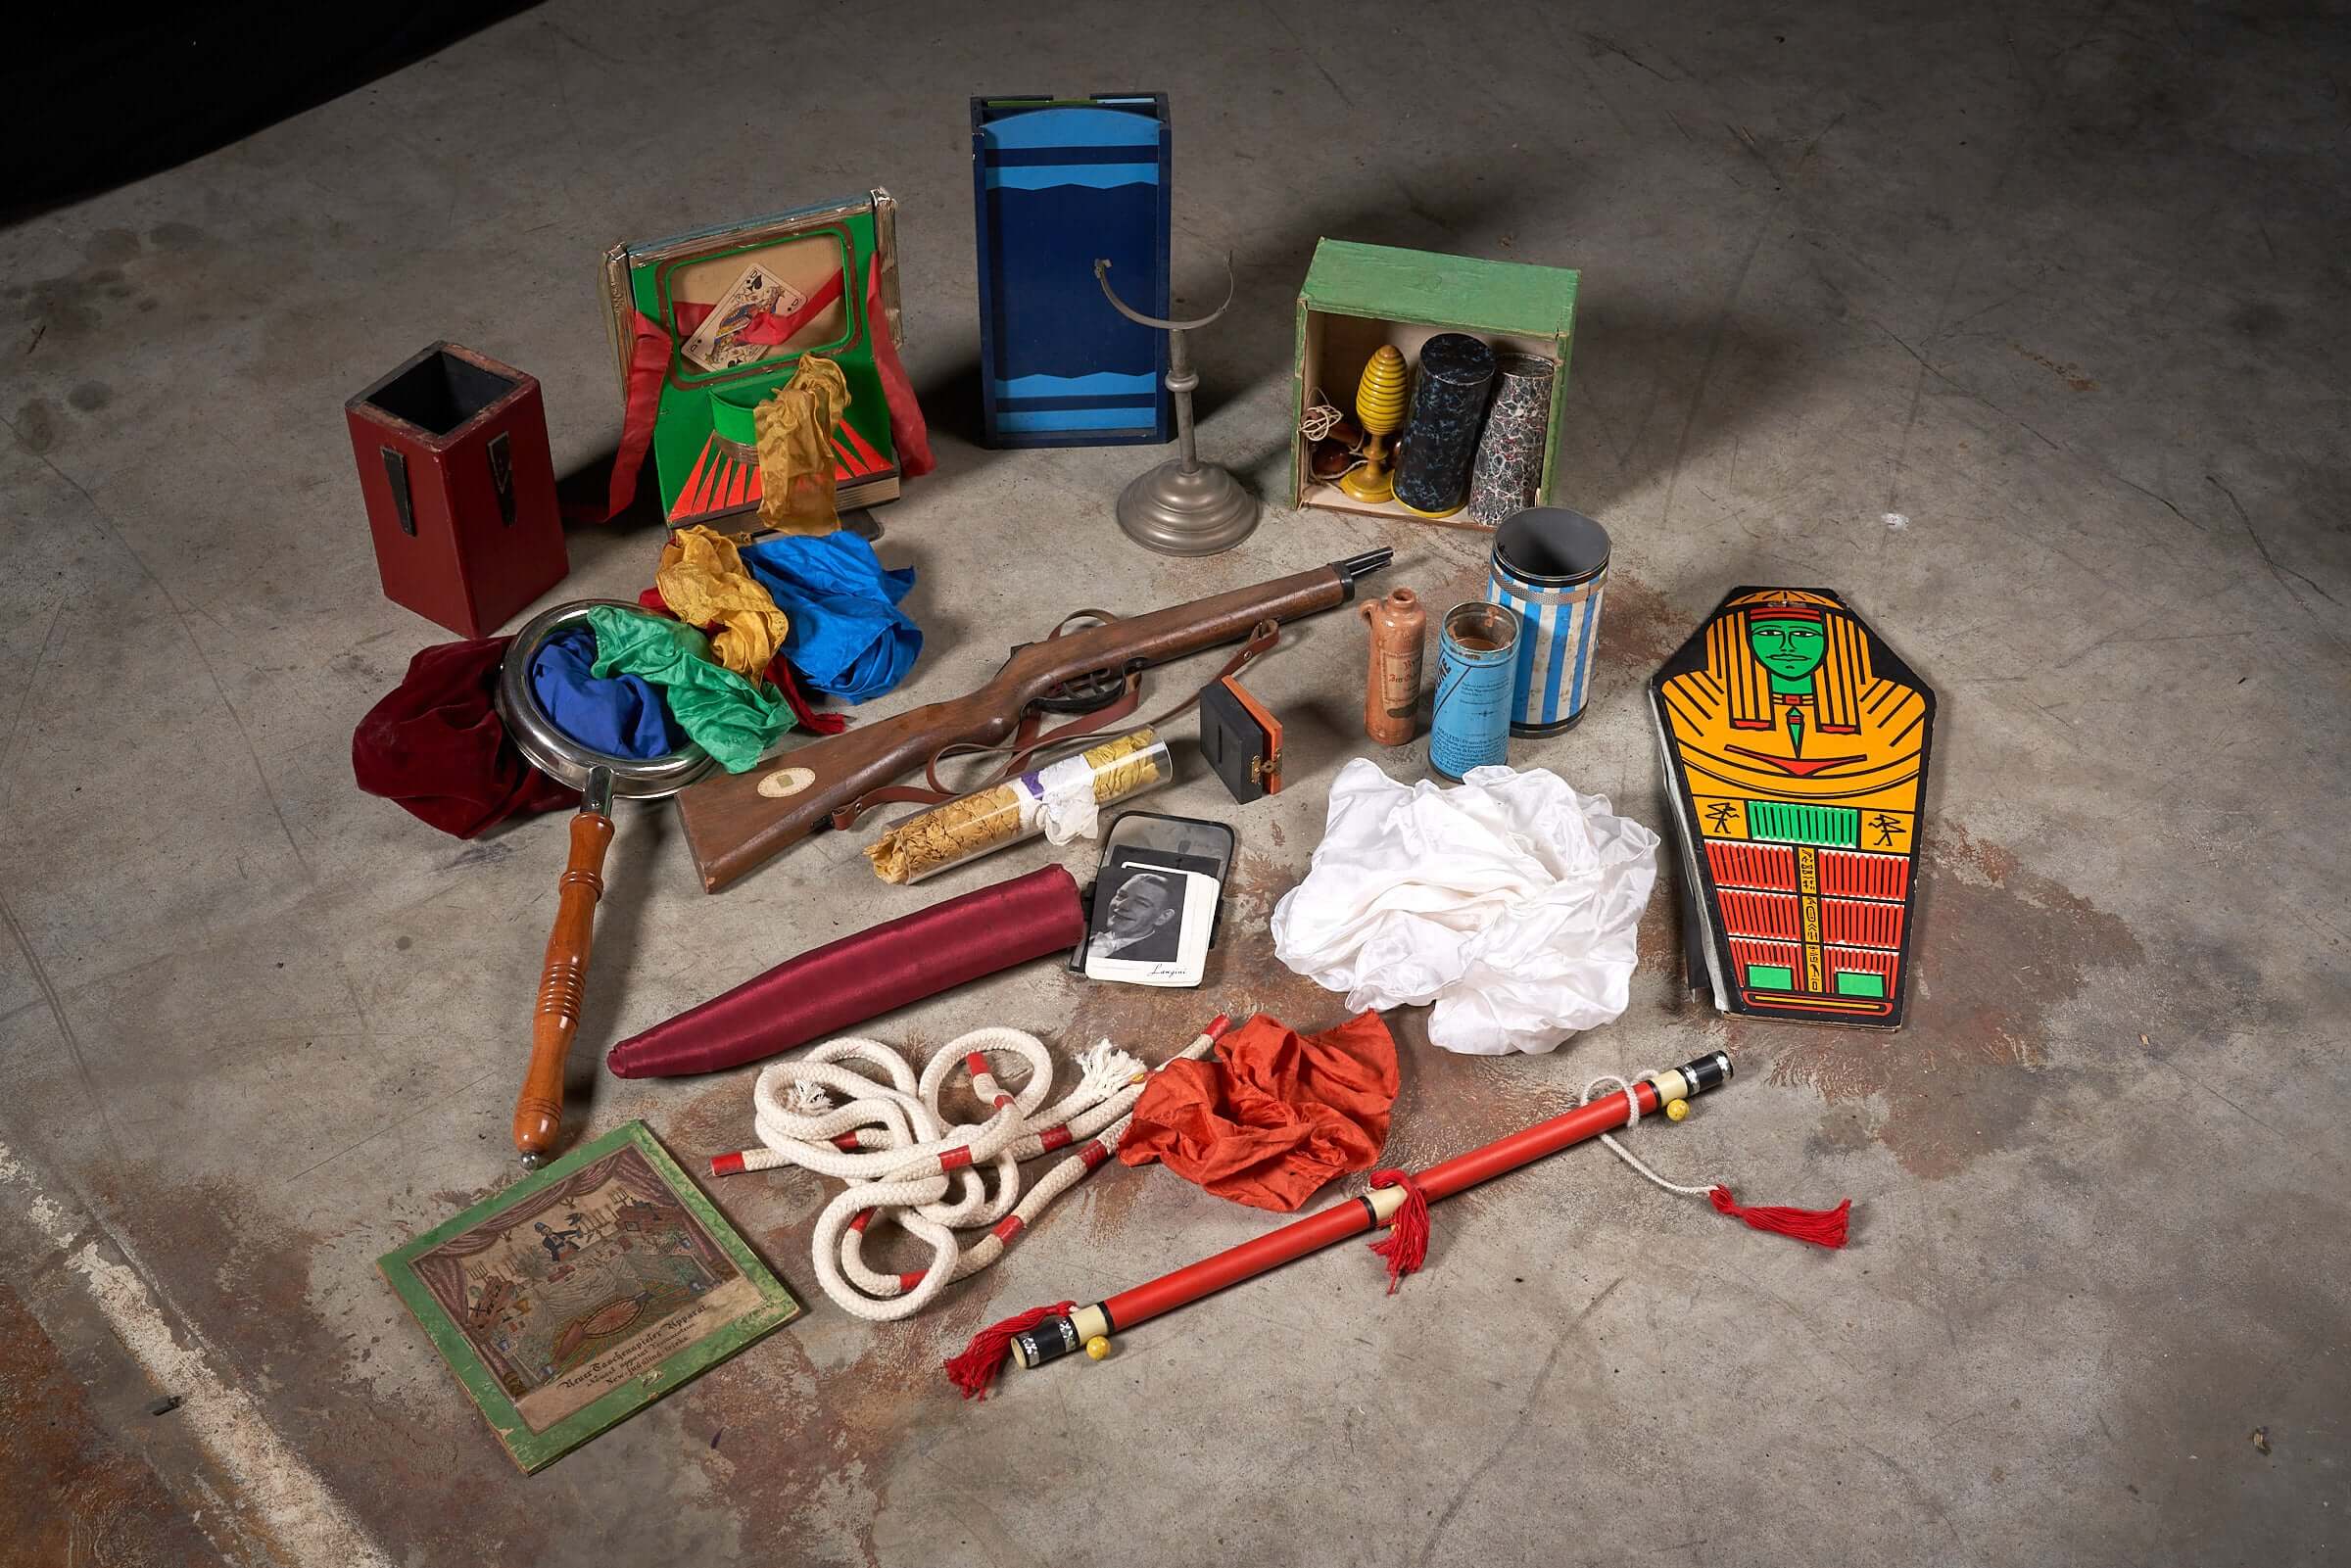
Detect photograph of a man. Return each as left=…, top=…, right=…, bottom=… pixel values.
left=1085, top=868, right=1186, bottom=965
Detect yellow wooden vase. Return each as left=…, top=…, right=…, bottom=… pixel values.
left=1339, top=346, right=1408, bottom=503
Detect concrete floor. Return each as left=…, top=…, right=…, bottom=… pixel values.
left=3, top=1, right=2346, bottom=1563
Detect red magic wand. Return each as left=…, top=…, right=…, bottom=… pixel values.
left=946, top=1050, right=1851, bottom=1397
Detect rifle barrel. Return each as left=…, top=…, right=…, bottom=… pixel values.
left=1332, top=546, right=1395, bottom=590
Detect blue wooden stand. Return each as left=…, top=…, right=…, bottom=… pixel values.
left=972, top=94, right=1175, bottom=448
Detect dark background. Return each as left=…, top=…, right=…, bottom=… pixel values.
left=1, top=3, right=536, bottom=223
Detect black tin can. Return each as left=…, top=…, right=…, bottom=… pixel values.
left=1391, top=333, right=1498, bottom=519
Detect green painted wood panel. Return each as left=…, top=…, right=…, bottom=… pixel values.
left=1299, top=239, right=1578, bottom=336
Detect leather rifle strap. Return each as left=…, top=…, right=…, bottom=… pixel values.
left=829, top=619, right=1282, bottom=831
left=826, top=675, right=1146, bottom=828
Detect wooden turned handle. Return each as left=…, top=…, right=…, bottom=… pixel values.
left=513, top=812, right=615, bottom=1164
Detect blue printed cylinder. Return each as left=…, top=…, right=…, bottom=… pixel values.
left=1391, top=333, right=1497, bottom=519
left=1429, top=600, right=1520, bottom=779
left=1485, top=506, right=1610, bottom=736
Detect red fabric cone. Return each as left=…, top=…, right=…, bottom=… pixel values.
left=604, top=864, right=1088, bottom=1078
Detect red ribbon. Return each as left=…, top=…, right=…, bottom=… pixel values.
left=862, top=252, right=935, bottom=478
left=673, top=266, right=847, bottom=348
left=768, top=657, right=847, bottom=736
left=735, top=268, right=847, bottom=345
left=565, top=309, right=674, bottom=524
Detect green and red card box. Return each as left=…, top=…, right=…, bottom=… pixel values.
left=600, top=190, right=909, bottom=528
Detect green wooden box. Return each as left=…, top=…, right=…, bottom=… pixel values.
left=1291, top=239, right=1578, bottom=529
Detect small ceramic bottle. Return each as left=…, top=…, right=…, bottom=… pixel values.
left=1360, top=588, right=1428, bottom=744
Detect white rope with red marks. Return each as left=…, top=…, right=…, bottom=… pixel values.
left=711, top=1018, right=1227, bottom=1320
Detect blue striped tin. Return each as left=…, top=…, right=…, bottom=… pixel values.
left=1485, top=506, right=1610, bottom=736
left=1429, top=601, right=1521, bottom=780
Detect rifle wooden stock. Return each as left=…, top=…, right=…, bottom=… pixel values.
left=678, top=560, right=1360, bottom=891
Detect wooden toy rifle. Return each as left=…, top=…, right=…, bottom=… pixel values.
left=677, top=549, right=1394, bottom=891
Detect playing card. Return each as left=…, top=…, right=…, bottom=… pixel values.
left=680, top=259, right=807, bottom=372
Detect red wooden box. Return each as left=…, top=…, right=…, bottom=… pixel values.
left=347, top=342, right=567, bottom=638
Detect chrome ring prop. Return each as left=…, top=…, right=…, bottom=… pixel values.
left=496, top=598, right=718, bottom=800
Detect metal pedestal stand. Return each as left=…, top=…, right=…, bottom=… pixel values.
left=1093, top=256, right=1260, bottom=555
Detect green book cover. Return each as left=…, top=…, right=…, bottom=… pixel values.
left=379, top=1121, right=799, bottom=1473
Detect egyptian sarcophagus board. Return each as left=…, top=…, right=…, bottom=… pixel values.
left=1650, top=587, right=1936, bottom=1029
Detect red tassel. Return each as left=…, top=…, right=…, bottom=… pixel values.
left=1366, top=1170, right=1431, bottom=1294
left=1708, top=1186, right=1851, bottom=1249
left=942, top=1301, right=1075, bottom=1401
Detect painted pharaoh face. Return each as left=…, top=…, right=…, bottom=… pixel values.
left=1748, top=617, right=1827, bottom=683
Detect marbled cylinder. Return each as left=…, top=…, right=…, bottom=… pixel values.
left=1465, top=354, right=1557, bottom=527
left=1391, top=333, right=1496, bottom=518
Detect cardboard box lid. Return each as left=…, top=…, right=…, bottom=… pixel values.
left=1299, top=239, right=1577, bottom=338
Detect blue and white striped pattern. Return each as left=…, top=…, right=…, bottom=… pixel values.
left=1487, top=570, right=1607, bottom=732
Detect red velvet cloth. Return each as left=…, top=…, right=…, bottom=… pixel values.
left=605, top=864, right=1087, bottom=1078
left=1118, top=1011, right=1401, bottom=1212
left=351, top=636, right=576, bottom=838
